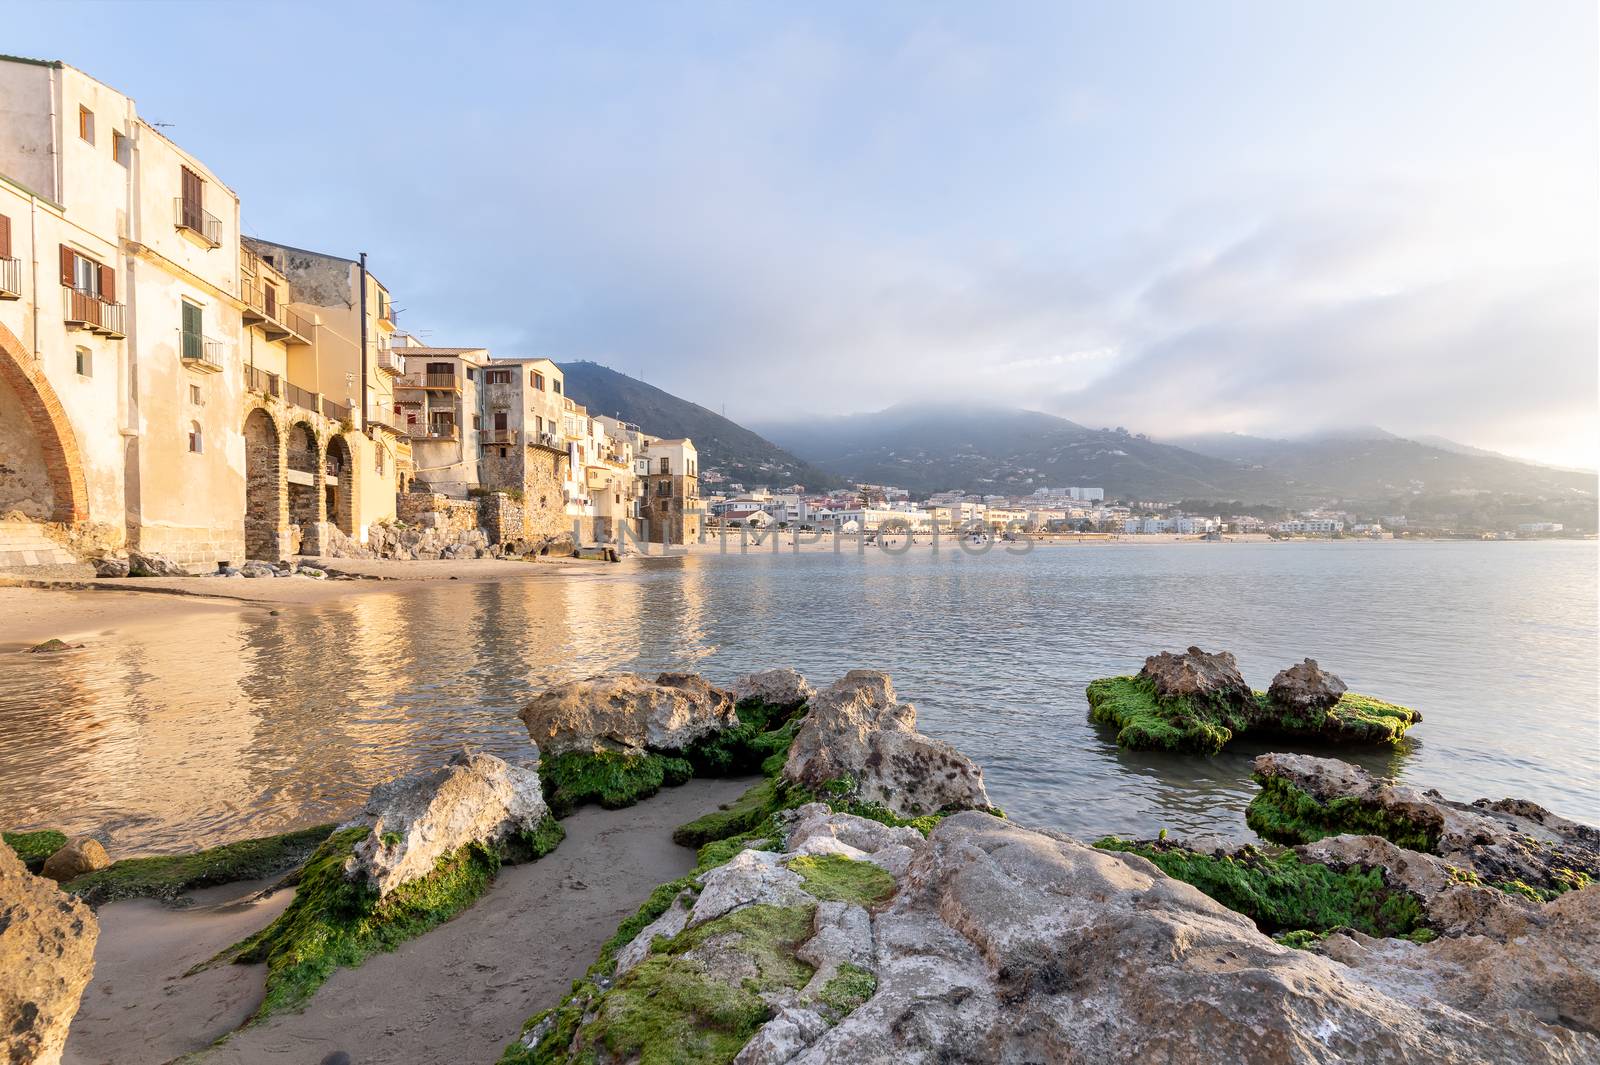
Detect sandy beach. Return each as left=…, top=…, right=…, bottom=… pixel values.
left=63, top=775, right=757, bottom=1065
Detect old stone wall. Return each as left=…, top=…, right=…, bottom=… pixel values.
left=397, top=492, right=479, bottom=538
left=0, top=375, right=55, bottom=520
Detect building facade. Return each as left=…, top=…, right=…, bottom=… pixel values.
left=639, top=438, right=700, bottom=544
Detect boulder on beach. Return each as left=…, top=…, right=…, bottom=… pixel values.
left=734, top=667, right=816, bottom=711
left=782, top=670, right=990, bottom=818
left=39, top=837, right=110, bottom=883
left=92, top=556, right=128, bottom=578
left=519, top=798, right=1600, bottom=1065
left=1086, top=648, right=1421, bottom=754
left=126, top=550, right=188, bottom=577
left=1, top=842, right=99, bottom=1065
left=519, top=672, right=739, bottom=757
left=1249, top=752, right=1600, bottom=899
left=348, top=748, right=551, bottom=897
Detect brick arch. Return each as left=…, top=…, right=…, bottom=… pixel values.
left=243, top=405, right=287, bottom=560
left=0, top=320, right=89, bottom=523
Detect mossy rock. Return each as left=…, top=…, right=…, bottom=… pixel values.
left=216, top=815, right=563, bottom=1018
left=672, top=777, right=789, bottom=848
left=790, top=854, right=897, bottom=905
left=1086, top=674, right=1419, bottom=754
left=682, top=700, right=806, bottom=778
left=819, top=962, right=877, bottom=1014
left=1245, top=774, right=1440, bottom=852
left=63, top=824, right=336, bottom=906
left=4, top=829, right=68, bottom=873
left=540, top=750, right=694, bottom=817
left=1095, top=836, right=1429, bottom=941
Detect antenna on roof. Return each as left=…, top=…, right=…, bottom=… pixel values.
left=149, top=120, right=174, bottom=129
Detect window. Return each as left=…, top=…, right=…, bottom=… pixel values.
left=179, top=166, right=203, bottom=230
left=494, top=410, right=508, bottom=430
left=532, top=371, right=544, bottom=391
left=487, top=369, right=512, bottom=385
left=472, top=414, right=482, bottom=430
left=660, top=457, right=670, bottom=474
left=189, top=384, right=203, bottom=405
left=78, top=106, right=94, bottom=145
left=75, top=347, right=91, bottom=377
left=188, top=421, right=203, bottom=453
left=112, top=130, right=130, bottom=167
left=553, top=380, right=561, bottom=395
left=426, top=361, right=453, bottom=377
left=181, top=300, right=203, bottom=360
left=0, top=214, right=11, bottom=259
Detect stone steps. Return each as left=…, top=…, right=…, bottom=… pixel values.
left=0, top=520, right=84, bottom=571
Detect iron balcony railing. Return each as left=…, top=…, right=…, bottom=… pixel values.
left=376, top=348, right=406, bottom=375
left=414, top=423, right=460, bottom=441
left=395, top=372, right=458, bottom=390
left=64, top=288, right=126, bottom=338
left=484, top=428, right=518, bottom=445
left=175, top=198, right=223, bottom=248
left=285, top=381, right=319, bottom=413
left=0, top=257, right=20, bottom=299
left=239, top=280, right=315, bottom=344
left=323, top=397, right=352, bottom=424
left=244, top=365, right=282, bottom=398
left=180, top=330, right=225, bottom=370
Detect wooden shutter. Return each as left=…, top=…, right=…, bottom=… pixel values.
left=181, top=166, right=202, bottom=209
left=99, top=263, right=115, bottom=303
left=60, top=244, right=75, bottom=286
left=0, top=215, right=10, bottom=259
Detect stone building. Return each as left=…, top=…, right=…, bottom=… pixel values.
left=475, top=357, right=572, bottom=542
left=639, top=437, right=701, bottom=545
left=0, top=55, right=248, bottom=563
left=391, top=341, right=491, bottom=497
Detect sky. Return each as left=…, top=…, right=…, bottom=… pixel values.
left=8, top=1, right=1597, bottom=467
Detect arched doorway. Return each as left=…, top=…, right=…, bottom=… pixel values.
left=324, top=434, right=355, bottom=535
left=243, top=408, right=284, bottom=560
left=0, top=321, right=89, bottom=523
left=286, top=422, right=321, bottom=533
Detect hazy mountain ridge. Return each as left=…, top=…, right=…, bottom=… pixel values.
left=757, top=404, right=1597, bottom=508
left=557, top=361, right=837, bottom=489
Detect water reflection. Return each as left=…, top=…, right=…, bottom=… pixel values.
left=1, top=541, right=1595, bottom=854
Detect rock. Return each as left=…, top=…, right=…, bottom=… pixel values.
left=239, top=560, right=276, bottom=579
left=39, top=838, right=110, bottom=883
left=1250, top=753, right=1600, bottom=898
left=297, top=565, right=327, bottom=579
left=781, top=812, right=1598, bottom=1064
left=1268, top=658, right=1348, bottom=713
left=734, top=668, right=816, bottom=711
left=126, top=550, right=188, bottom=577
left=92, top=556, right=128, bottom=578
left=0, top=843, right=99, bottom=1065
left=519, top=672, right=739, bottom=756
left=27, top=639, right=78, bottom=654
left=1140, top=645, right=1254, bottom=708
left=781, top=670, right=990, bottom=818
left=347, top=748, right=550, bottom=898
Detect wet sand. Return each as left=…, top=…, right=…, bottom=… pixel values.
left=63, top=776, right=758, bottom=1065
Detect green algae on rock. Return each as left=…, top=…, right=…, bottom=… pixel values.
left=1246, top=772, right=1440, bottom=851
left=2, top=829, right=68, bottom=874
left=64, top=824, right=336, bottom=906
left=789, top=854, right=897, bottom=905
left=217, top=815, right=563, bottom=1019
left=540, top=750, right=694, bottom=816
left=1085, top=673, right=1420, bottom=754
left=1093, top=836, right=1430, bottom=941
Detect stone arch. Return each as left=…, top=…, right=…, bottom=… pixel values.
left=244, top=405, right=287, bottom=561
left=324, top=433, right=356, bottom=535
left=285, top=420, right=323, bottom=538
left=0, top=320, right=89, bottom=523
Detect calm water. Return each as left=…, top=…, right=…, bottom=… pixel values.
left=3, top=541, right=1596, bottom=854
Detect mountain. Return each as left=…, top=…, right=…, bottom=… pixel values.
left=1166, top=429, right=1599, bottom=501
left=557, top=361, right=836, bottom=490
left=756, top=404, right=1283, bottom=500
left=755, top=405, right=1597, bottom=520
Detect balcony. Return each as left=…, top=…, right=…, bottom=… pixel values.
left=240, top=280, right=314, bottom=345
left=64, top=288, right=126, bottom=338
left=244, top=365, right=282, bottom=399
left=376, top=348, right=406, bottom=375
left=180, top=331, right=224, bottom=372
left=284, top=380, right=320, bottom=413
left=175, top=198, right=223, bottom=248
left=484, top=428, right=518, bottom=445
left=413, top=423, right=460, bottom=442
left=0, top=257, right=19, bottom=299
left=397, top=372, right=459, bottom=391
left=323, top=397, right=352, bottom=424
left=365, top=401, right=400, bottom=433
left=535, top=430, right=564, bottom=451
